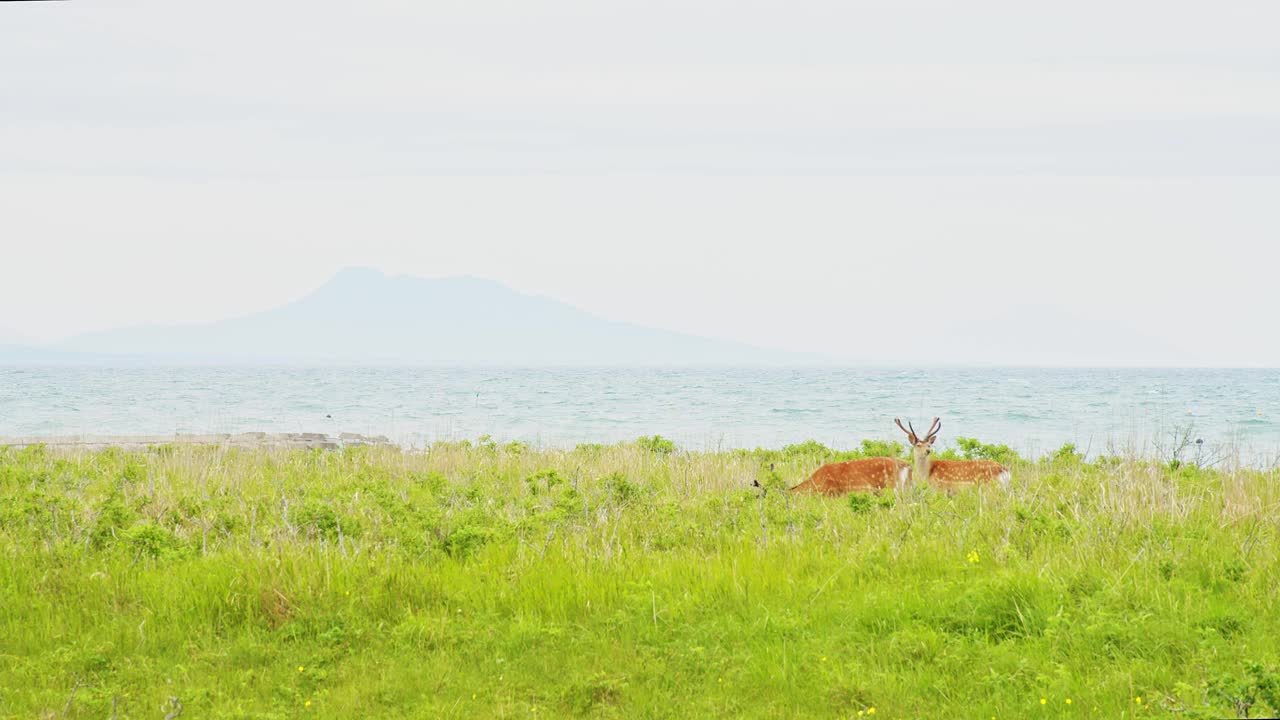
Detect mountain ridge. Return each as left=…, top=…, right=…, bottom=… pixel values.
left=40, top=268, right=820, bottom=366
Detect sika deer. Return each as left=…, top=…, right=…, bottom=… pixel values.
left=788, top=456, right=911, bottom=496
left=895, top=417, right=1011, bottom=491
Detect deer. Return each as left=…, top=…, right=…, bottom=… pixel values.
left=895, top=417, right=1011, bottom=491
left=784, top=456, right=912, bottom=496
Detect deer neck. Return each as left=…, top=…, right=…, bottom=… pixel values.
left=912, top=448, right=933, bottom=481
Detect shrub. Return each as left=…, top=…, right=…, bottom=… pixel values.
left=410, top=470, right=449, bottom=494
left=1206, top=662, right=1280, bottom=719
left=848, top=491, right=894, bottom=514
left=123, top=522, right=187, bottom=559
left=859, top=439, right=904, bottom=458
left=954, top=437, right=1020, bottom=465
left=1046, top=442, right=1083, bottom=465
left=525, top=469, right=564, bottom=496
left=782, top=440, right=832, bottom=458
left=292, top=501, right=360, bottom=541
left=635, top=435, right=676, bottom=455
left=89, top=496, right=137, bottom=549
left=441, top=524, right=490, bottom=559
left=602, top=472, right=642, bottom=503
left=848, top=493, right=874, bottom=514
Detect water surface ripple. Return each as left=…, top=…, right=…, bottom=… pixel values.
left=1, top=367, right=1277, bottom=460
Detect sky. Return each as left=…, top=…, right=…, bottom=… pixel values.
left=2, top=0, right=1278, bottom=365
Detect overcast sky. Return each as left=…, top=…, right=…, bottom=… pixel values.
left=2, top=0, right=1277, bottom=364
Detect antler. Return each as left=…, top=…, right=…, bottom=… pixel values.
left=923, top=417, right=941, bottom=442
left=894, top=418, right=918, bottom=444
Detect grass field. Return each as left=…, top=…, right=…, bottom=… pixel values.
left=2, top=437, right=1279, bottom=719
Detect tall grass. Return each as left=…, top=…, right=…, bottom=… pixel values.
left=1, top=439, right=1278, bottom=718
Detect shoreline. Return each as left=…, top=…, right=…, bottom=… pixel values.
left=0, top=431, right=394, bottom=452
left=3, top=431, right=1277, bottom=469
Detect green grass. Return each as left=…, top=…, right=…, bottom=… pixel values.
left=2, top=439, right=1279, bottom=719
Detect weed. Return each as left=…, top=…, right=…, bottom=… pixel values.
left=0, top=440, right=1276, bottom=718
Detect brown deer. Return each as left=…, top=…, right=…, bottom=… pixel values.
left=787, top=456, right=912, bottom=496
left=895, top=417, right=1011, bottom=491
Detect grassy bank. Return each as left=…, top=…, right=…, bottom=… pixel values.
left=2, top=438, right=1279, bottom=719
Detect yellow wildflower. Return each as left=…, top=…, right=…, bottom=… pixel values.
left=298, top=666, right=305, bottom=672
left=1065, top=698, right=1072, bottom=704
left=1040, top=698, right=1047, bottom=705
left=867, top=708, right=876, bottom=715
left=305, top=701, right=312, bottom=708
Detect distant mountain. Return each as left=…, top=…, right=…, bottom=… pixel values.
left=48, top=268, right=816, bottom=365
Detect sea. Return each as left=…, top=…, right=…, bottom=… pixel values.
left=1, top=366, right=1278, bottom=462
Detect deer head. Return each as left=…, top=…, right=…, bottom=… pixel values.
left=895, top=417, right=941, bottom=465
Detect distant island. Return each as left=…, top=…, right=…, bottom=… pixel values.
left=3, top=268, right=815, bottom=366
left=2, top=267, right=1207, bottom=367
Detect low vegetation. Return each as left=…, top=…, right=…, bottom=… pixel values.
left=2, top=437, right=1278, bottom=718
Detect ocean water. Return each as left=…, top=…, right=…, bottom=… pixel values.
left=1, top=366, right=1278, bottom=460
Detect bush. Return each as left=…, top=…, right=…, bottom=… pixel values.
left=1205, top=662, right=1280, bottom=719
left=602, top=472, right=642, bottom=503
left=123, top=522, right=187, bottom=559
left=859, top=439, right=904, bottom=458
left=848, top=493, right=874, bottom=514
left=848, top=491, right=895, bottom=514
left=525, top=469, right=564, bottom=496
left=635, top=435, right=676, bottom=455
left=89, top=496, right=137, bottom=549
left=782, top=440, right=832, bottom=458
left=441, top=525, right=490, bottom=559
left=954, top=437, right=1020, bottom=465
left=1044, top=442, right=1083, bottom=465
left=292, top=501, right=360, bottom=541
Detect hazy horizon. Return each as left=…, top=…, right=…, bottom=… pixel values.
left=0, top=266, right=1264, bottom=367
left=3, top=1, right=1278, bottom=365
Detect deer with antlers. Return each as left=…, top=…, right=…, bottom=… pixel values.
left=895, top=417, right=1011, bottom=491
